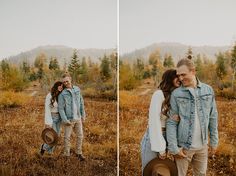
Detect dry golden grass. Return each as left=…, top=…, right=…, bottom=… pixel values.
left=0, top=89, right=117, bottom=176
left=119, top=90, right=236, bottom=176
left=0, top=91, right=30, bottom=108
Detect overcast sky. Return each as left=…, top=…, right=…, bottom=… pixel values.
left=1, top=0, right=236, bottom=58
left=0, top=0, right=117, bottom=59
left=120, top=0, right=236, bottom=54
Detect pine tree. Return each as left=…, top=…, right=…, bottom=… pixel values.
left=216, top=52, right=227, bottom=80
left=21, top=61, right=30, bottom=74
left=186, top=47, right=193, bottom=60
left=34, top=53, right=47, bottom=81
left=100, top=55, right=111, bottom=81
left=0, top=60, right=10, bottom=87
left=20, top=61, right=31, bottom=82
left=194, top=54, right=204, bottom=80
left=133, top=58, right=144, bottom=80
left=87, top=56, right=93, bottom=67
left=63, top=58, right=68, bottom=72
left=68, top=50, right=80, bottom=83
left=49, top=57, right=60, bottom=70
left=80, top=57, right=88, bottom=83
left=148, top=49, right=163, bottom=86
left=163, top=54, right=174, bottom=68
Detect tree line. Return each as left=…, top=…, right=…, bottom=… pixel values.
left=120, top=43, right=236, bottom=98
left=0, top=50, right=117, bottom=99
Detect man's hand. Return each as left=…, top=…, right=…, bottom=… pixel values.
left=64, top=120, right=72, bottom=126
left=209, top=146, right=217, bottom=157
left=174, top=148, right=187, bottom=159
left=45, top=124, right=52, bottom=128
left=81, top=118, right=85, bottom=123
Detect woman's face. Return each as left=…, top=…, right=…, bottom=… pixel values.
left=173, top=77, right=181, bottom=88
left=58, top=84, right=63, bottom=92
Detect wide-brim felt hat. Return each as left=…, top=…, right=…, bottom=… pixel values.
left=143, top=157, right=178, bottom=176
left=41, top=128, right=59, bottom=146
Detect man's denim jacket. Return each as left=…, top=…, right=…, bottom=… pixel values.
left=58, top=85, right=86, bottom=122
left=166, top=80, right=218, bottom=154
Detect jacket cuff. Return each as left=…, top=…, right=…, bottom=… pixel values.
left=168, top=146, right=180, bottom=155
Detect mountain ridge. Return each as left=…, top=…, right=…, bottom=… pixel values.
left=6, top=45, right=115, bottom=66
left=120, top=42, right=231, bottom=63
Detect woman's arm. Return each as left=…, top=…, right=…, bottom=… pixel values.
left=149, top=90, right=166, bottom=153
left=44, top=93, right=53, bottom=126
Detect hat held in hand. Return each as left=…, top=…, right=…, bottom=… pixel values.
left=143, top=157, right=178, bottom=176
left=41, top=128, right=59, bottom=146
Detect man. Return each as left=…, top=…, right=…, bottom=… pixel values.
left=166, top=59, right=218, bottom=175
left=58, top=73, right=86, bottom=161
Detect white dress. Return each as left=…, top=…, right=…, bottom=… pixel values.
left=44, top=93, right=59, bottom=126
left=141, top=90, right=167, bottom=172
left=42, top=93, right=61, bottom=153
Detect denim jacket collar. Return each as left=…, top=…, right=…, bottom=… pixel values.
left=180, top=77, right=202, bottom=91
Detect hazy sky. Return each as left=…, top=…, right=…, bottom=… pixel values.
left=120, top=0, right=236, bottom=54
left=0, top=0, right=117, bottom=58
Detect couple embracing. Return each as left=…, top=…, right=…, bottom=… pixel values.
left=40, top=73, right=86, bottom=161
left=141, top=59, right=218, bottom=176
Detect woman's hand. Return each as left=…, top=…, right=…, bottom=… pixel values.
left=45, top=124, right=52, bottom=128
left=171, top=114, right=180, bottom=122
left=158, top=151, right=166, bottom=160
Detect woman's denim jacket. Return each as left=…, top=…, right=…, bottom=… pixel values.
left=166, top=80, right=218, bottom=154
left=58, top=86, right=86, bottom=122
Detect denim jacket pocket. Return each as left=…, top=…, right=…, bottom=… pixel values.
left=64, top=95, right=72, bottom=105
left=200, top=94, right=212, bottom=114
left=176, top=97, right=190, bottom=118
left=63, top=94, right=73, bottom=118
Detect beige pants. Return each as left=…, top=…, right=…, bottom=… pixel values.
left=175, top=145, right=208, bottom=176
left=63, top=118, right=83, bottom=156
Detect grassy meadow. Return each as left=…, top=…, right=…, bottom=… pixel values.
left=0, top=84, right=117, bottom=176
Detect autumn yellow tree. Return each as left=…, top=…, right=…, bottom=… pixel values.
left=148, top=49, right=164, bottom=86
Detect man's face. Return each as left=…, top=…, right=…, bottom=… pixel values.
left=63, top=76, right=72, bottom=88
left=177, top=65, right=195, bottom=87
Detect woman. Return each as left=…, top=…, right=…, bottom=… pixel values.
left=141, top=69, right=180, bottom=172
left=40, top=81, right=64, bottom=155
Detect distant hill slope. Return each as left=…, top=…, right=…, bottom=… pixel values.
left=120, top=42, right=230, bottom=63
left=7, top=45, right=114, bottom=66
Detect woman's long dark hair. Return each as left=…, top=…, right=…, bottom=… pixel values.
left=50, top=81, right=63, bottom=107
left=158, top=69, right=178, bottom=116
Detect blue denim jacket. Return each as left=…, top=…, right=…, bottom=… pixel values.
left=58, top=85, right=86, bottom=122
left=166, top=80, right=218, bottom=154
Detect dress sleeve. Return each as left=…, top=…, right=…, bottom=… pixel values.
left=148, top=90, right=166, bottom=152
left=44, top=93, right=53, bottom=126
